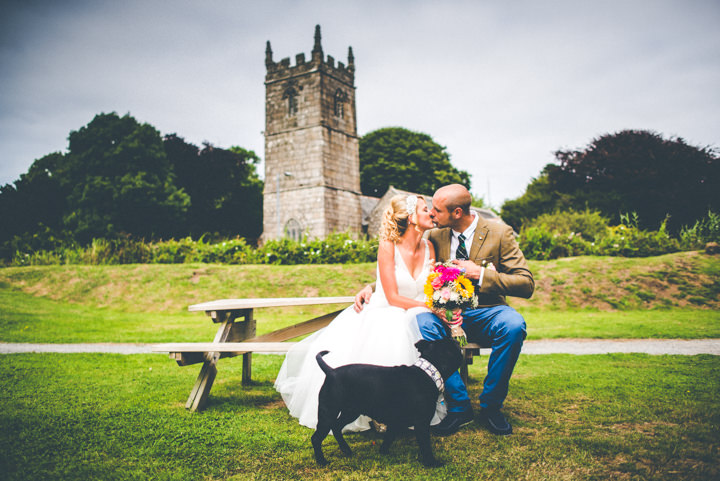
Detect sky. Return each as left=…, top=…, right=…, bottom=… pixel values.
left=1, top=0, right=719, bottom=207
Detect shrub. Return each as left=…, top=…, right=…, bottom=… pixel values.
left=678, top=210, right=720, bottom=250
left=149, top=237, right=201, bottom=263
left=4, top=232, right=378, bottom=266
left=518, top=227, right=593, bottom=260
left=595, top=222, right=680, bottom=257
left=255, top=233, right=377, bottom=265
left=9, top=236, right=151, bottom=266
left=6, top=212, right=714, bottom=266
left=524, top=209, right=609, bottom=241
left=518, top=211, right=684, bottom=260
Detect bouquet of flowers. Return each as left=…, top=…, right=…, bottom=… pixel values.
left=423, top=261, right=479, bottom=347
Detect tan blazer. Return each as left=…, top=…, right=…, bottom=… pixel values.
left=427, top=219, right=534, bottom=308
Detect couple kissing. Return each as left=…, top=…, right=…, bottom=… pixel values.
left=274, top=183, right=534, bottom=437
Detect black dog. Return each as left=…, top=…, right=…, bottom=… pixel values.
left=311, top=338, right=464, bottom=467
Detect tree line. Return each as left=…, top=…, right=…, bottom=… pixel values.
left=0, top=113, right=263, bottom=257
left=2, top=112, right=717, bottom=262
left=0, top=117, right=470, bottom=259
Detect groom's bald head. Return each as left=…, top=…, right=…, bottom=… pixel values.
left=430, top=184, right=473, bottom=230
left=435, top=184, right=472, bottom=215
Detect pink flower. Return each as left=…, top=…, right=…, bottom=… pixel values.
left=441, top=289, right=451, bottom=301
left=435, top=264, right=462, bottom=283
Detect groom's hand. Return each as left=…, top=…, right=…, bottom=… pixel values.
left=354, top=285, right=373, bottom=312
left=450, top=259, right=482, bottom=280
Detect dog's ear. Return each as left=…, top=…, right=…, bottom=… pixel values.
left=414, top=339, right=430, bottom=353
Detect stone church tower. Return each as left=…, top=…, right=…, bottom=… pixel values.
left=262, top=25, right=362, bottom=241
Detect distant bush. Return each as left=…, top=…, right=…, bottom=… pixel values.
left=5, top=232, right=377, bottom=266
left=256, top=233, right=378, bottom=265
left=523, top=209, right=610, bottom=242
left=4, top=210, right=718, bottom=266
left=9, top=237, right=151, bottom=266
left=678, top=210, right=720, bottom=250
left=594, top=222, right=680, bottom=257
left=517, top=227, right=592, bottom=260
left=515, top=210, right=718, bottom=260
left=149, top=237, right=255, bottom=264
left=518, top=209, right=608, bottom=260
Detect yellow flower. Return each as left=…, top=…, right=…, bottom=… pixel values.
left=424, top=272, right=439, bottom=299
left=456, top=275, right=474, bottom=298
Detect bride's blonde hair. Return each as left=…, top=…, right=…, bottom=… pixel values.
left=379, top=194, right=422, bottom=242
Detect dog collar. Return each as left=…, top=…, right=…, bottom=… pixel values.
left=413, top=357, right=444, bottom=393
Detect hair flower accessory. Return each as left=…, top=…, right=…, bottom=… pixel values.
left=405, top=196, right=418, bottom=217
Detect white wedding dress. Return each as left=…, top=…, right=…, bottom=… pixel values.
left=274, top=239, right=444, bottom=432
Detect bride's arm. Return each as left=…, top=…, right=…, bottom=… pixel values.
left=377, top=240, right=427, bottom=310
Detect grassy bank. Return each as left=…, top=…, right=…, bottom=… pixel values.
left=1, top=251, right=718, bottom=343
left=2, top=285, right=719, bottom=343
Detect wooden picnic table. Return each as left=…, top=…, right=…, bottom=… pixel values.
left=153, top=297, right=354, bottom=411
left=153, top=296, right=484, bottom=412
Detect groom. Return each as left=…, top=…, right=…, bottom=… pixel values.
left=355, top=184, right=534, bottom=436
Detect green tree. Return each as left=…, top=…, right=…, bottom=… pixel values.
left=359, top=127, right=471, bottom=196
left=164, top=134, right=264, bottom=241
left=501, top=130, right=719, bottom=232
left=470, top=192, right=486, bottom=209
left=60, top=113, right=190, bottom=242
left=0, top=152, right=65, bottom=238
left=500, top=166, right=566, bottom=231
left=0, top=151, right=70, bottom=259
left=551, top=130, right=718, bottom=231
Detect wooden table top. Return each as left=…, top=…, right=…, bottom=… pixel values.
left=188, top=296, right=355, bottom=312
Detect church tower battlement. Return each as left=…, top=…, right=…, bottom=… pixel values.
left=262, top=25, right=361, bottom=241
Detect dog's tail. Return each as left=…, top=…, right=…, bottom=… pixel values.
left=315, top=350, right=333, bottom=375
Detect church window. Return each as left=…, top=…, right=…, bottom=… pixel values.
left=283, top=87, right=298, bottom=116
left=284, top=218, right=303, bottom=241
left=334, top=89, right=347, bottom=118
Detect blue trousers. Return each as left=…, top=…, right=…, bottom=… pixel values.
left=417, top=305, right=526, bottom=412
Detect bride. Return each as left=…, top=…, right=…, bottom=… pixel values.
left=274, top=194, right=441, bottom=432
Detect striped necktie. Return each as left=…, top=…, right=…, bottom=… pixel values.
left=456, top=233, right=469, bottom=260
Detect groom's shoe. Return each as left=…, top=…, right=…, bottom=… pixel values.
left=480, top=408, right=513, bottom=435
left=431, top=409, right=473, bottom=436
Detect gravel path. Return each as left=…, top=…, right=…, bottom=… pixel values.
left=1, top=339, right=718, bottom=355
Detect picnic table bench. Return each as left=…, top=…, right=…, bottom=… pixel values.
left=153, top=297, right=483, bottom=411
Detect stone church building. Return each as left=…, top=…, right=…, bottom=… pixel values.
left=261, top=26, right=497, bottom=241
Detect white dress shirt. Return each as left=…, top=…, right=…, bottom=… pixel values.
left=450, top=213, right=479, bottom=260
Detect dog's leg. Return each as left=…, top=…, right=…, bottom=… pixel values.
left=379, top=425, right=398, bottom=455
left=312, top=396, right=339, bottom=465
left=414, top=423, right=442, bottom=467
left=331, top=411, right=359, bottom=457
left=311, top=423, right=332, bottom=466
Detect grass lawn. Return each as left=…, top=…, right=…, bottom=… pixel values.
left=1, top=252, right=718, bottom=479
left=0, top=353, right=717, bottom=480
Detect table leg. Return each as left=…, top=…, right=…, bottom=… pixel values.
left=242, top=353, right=252, bottom=384
left=186, top=358, right=218, bottom=410
left=185, top=313, right=236, bottom=411
left=239, top=309, right=255, bottom=384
